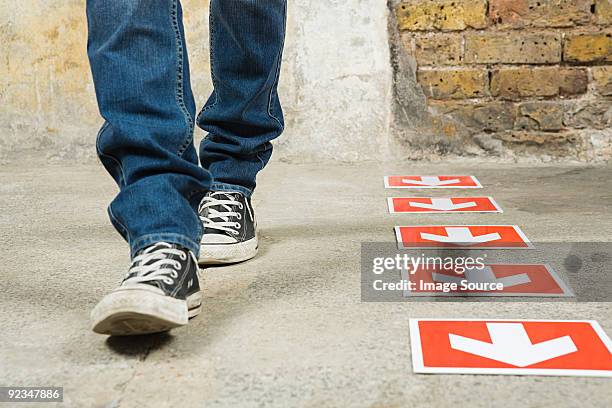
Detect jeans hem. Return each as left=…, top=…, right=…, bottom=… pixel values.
left=130, top=233, right=201, bottom=259
left=210, top=182, right=252, bottom=197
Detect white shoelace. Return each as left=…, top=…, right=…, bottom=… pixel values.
left=199, top=192, right=244, bottom=235
left=122, top=242, right=186, bottom=286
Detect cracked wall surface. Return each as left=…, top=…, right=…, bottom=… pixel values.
left=0, top=0, right=393, bottom=163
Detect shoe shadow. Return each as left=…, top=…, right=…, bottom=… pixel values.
left=105, top=332, right=174, bottom=356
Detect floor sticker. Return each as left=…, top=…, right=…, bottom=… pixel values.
left=395, top=225, right=532, bottom=249
left=402, top=264, right=573, bottom=297
left=388, top=197, right=502, bottom=214
left=385, top=175, right=482, bottom=189
left=409, top=319, right=612, bottom=377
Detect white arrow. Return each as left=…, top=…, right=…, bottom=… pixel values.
left=402, top=176, right=461, bottom=186
left=420, top=227, right=501, bottom=245
left=449, top=322, right=577, bottom=367
left=432, top=265, right=531, bottom=288
left=409, top=198, right=477, bottom=211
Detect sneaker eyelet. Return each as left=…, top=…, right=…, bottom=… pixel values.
left=236, top=213, right=242, bottom=220
left=180, top=252, right=187, bottom=260
left=232, top=230, right=239, bottom=236
left=235, top=222, right=241, bottom=229
left=238, top=203, right=244, bottom=209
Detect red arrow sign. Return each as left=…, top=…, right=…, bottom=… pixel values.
left=395, top=225, right=532, bottom=249
left=388, top=197, right=502, bottom=214
left=403, top=264, right=573, bottom=297
left=410, top=319, right=612, bottom=376
left=385, top=175, right=482, bottom=189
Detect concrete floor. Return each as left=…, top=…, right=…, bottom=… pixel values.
left=1, top=160, right=611, bottom=407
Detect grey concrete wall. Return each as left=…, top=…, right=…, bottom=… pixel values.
left=0, top=0, right=393, bottom=162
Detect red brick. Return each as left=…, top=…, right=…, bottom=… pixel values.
left=564, top=33, right=612, bottom=63
left=491, top=67, right=587, bottom=100
left=566, top=101, right=612, bottom=130
left=430, top=101, right=516, bottom=131
left=596, top=0, right=612, bottom=25
left=464, top=32, right=561, bottom=64
left=396, top=0, right=488, bottom=31
left=417, top=69, right=488, bottom=99
left=592, top=66, right=612, bottom=96
left=516, top=102, right=566, bottom=131
left=489, top=0, right=592, bottom=28
left=414, top=34, right=462, bottom=65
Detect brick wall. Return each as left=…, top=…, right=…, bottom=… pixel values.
left=391, top=0, right=612, bottom=161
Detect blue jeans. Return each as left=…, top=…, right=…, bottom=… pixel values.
left=86, top=0, right=286, bottom=257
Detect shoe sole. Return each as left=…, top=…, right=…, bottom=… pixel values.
left=198, top=236, right=258, bottom=265
left=91, top=289, right=202, bottom=336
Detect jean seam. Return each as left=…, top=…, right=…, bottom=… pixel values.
left=255, top=150, right=266, bottom=172
left=210, top=182, right=252, bottom=196
left=256, top=141, right=273, bottom=172
left=267, top=2, right=287, bottom=129
left=130, top=233, right=201, bottom=257
left=170, top=0, right=195, bottom=157
left=108, top=204, right=130, bottom=242
left=96, top=121, right=126, bottom=186
left=196, top=3, right=219, bottom=124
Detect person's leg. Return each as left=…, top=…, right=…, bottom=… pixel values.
left=87, top=0, right=210, bottom=258
left=196, top=0, right=287, bottom=264
left=87, top=0, right=208, bottom=335
left=197, top=0, right=287, bottom=194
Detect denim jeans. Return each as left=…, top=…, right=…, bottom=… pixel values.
left=86, top=0, right=286, bottom=257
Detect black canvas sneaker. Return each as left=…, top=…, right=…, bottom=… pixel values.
left=91, top=242, right=202, bottom=336
left=198, top=191, right=258, bottom=264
